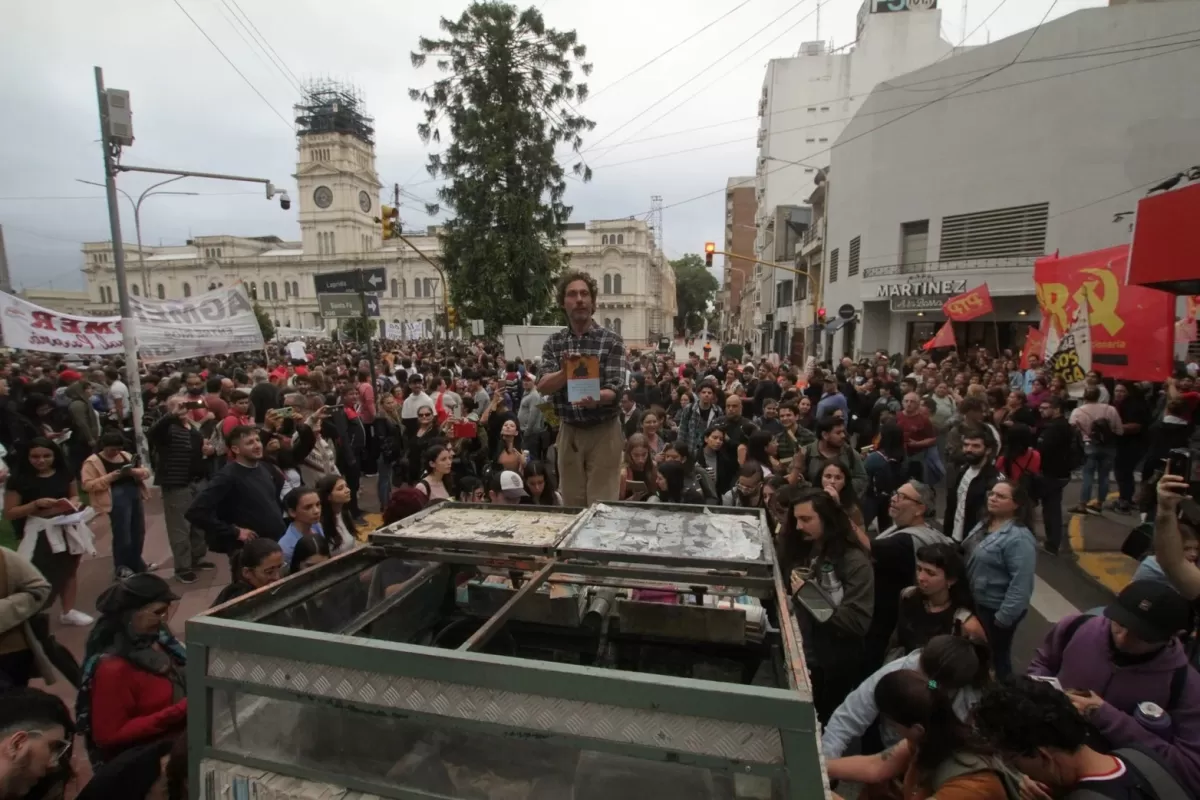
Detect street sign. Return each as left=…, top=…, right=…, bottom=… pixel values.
left=313, top=267, right=387, bottom=294
left=318, top=293, right=364, bottom=318
left=364, top=294, right=380, bottom=317
left=838, top=303, right=856, bottom=320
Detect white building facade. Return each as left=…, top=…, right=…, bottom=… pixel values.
left=751, top=0, right=956, bottom=354
left=820, top=0, right=1200, bottom=357
left=80, top=95, right=675, bottom=346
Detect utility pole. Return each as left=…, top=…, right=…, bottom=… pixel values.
left=356, top=268, right=378, bottom=387
left=95, top=66, right=152, bottom=470
left=0, top=225, right=11, bottom=294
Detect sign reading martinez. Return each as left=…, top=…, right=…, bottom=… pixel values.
left=876, top=279, right=966, bottom=299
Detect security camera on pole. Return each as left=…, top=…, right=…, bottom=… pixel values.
left=94, top=66, right=294, bottom=473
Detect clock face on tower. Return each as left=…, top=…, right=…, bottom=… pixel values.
left=313, top=186, right=333, bottom=209
left=359, top=191, right=372, bottom=213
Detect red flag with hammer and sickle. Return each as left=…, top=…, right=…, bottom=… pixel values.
left=942, top=284, right=994, bottom=322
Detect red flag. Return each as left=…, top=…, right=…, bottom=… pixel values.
left=923, top=321, right=956, bottom=351
left=942, top=284, right=994, bottom=322
left=1020, top=326, right=1045, bottom=370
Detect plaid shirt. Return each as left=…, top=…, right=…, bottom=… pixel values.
left=677, top=402, right=724, bottom=455
left=541, top=321, right=628, bottom=428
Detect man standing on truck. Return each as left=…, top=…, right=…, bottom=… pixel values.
left=537, top=271, right=628, bottom=507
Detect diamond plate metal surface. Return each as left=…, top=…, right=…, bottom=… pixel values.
left=207, top=648, right=784, bottom=763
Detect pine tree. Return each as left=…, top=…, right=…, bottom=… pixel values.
left=410, top=2, right=594, bottom=334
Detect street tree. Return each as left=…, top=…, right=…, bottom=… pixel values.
left=671, top=253, right=719, bottom=335
left=410, top=3, right=594, bottom=335
left=253, top=303, right=276, bottom=342
left=341, top=317, right=375, bottom=343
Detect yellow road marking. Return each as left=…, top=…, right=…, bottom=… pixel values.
left=1068, top=511, right=1137, bottom=594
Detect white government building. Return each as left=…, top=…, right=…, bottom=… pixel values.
left=80, top=85, right=676, bottom=345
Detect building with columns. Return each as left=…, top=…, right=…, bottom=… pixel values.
left=80, top=84, right=675, bottom=346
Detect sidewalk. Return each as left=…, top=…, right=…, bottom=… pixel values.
left=1063, top=486, right=1141, bottom=595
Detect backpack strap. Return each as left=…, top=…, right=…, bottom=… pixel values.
left=1113, top=747, right=1191, bottom=800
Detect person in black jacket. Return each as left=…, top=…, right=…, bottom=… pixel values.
left=1036, top=396, right=1075, bottom=555
left=148, top=396, right=214, bottom=583
left=185, top=426, right=285, bottom=557
left=944, top=425, right=1000, bottom=544
left=248, top=369, right=281, bottom=425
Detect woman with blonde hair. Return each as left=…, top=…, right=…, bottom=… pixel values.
left=619, top=433, right=658, bottom=501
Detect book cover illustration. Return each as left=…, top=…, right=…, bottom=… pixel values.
left=564, top=354, right=601, bottom=403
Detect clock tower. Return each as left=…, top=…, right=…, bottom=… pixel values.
left=293, top=82, right=383, bottom=257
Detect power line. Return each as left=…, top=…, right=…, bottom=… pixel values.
left=623, top=37, right=1200, bottom=218
left=585, top=0, right=754, bottom=103
left=1014, top=0, right=1061, bottom=64
left=580, top=0, right=816, bottom=157
left=171, top=0, right=294, bottom=130
left=589, top=0, right=838, bottom=168
left=224, top=0, right=305, bottom=92
left=212, top=0, right=296, bottom=97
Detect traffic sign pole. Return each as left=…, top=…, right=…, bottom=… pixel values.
left=357, top=268, right=377, bottom=393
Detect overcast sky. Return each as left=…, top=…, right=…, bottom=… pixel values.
left=0, top=0, right=1105, bottom=292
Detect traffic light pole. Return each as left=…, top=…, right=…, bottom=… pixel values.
left=356, top=268, right=378, bottom=389
left=706, top=247, right=821, bottom=310
left=95, top=66, right=152, bottom=472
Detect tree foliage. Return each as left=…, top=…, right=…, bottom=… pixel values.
left=253, top=303, right=275, bottom=342
left=671, top=254, right=719, bottom=335
left=410, top=3, right=594, bottom=336
left=341, top=316, right=375, bottom=343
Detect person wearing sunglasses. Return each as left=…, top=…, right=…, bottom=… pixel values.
left=0, top=686, right=73, bottom=800
left=76, top=574, right=187, bottom=767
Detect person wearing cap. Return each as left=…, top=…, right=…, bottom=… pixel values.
left=1027, top=580, right=1200, bottom=795
left=489, top=470, right=528, bottom=505
left=76, top=574, right=187, bottom=767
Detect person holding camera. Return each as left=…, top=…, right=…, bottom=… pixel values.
left=148, top=395, right=214, bottom=585
left=1153, top=469, right=1200, bottom=601
left=81, top=431, right=152, bottom=580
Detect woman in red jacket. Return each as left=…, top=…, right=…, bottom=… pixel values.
left=75, top=573, right=187, bottom=765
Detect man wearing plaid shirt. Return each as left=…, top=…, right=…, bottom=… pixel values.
left=538, top=271, right=629, bottom=506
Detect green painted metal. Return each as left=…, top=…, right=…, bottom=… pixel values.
left=190, top=616, right=809, bottom=730
left=779, top=729, right=827, bottom=800
left=203, top=748, right=451, bottom=800
left=204, top=678, right=789, bottom=777
left=186, top=641, right=209, bottom=800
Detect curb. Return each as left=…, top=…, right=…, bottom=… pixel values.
left=1067, top=513, right=1138, bottom=596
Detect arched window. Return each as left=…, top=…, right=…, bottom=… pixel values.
left=613, top=274, right=623, bottom=294
left=423, top=318, right=432, bottom=336
left=400, top=278, right=406, bottom=298
left=248, top=282, right=256, bottom=299
left=601, top=234, right=608, bottom=245
left=617, top=234, right=624, bottom=245
left=603, top=274, right=612, bottom=295
left=612, top=317, right=622, bottom=334
left=423, top=278, right=433, bottom=297
left=291, top=281, right=299, bottom=298
left=131, top=284, right=140, bottom=296
left=183, top=282, right=192, bottom=298
left=390, top=279, right=398, bottom=298
left=604, top=318, right=612, bottom=328
left=284, top=282, right=291, bottom=298
left=156, top=284, right=165, bottom=299
left=414, top=279, right=423, bottom=298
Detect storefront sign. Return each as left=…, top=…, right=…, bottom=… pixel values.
left=1034, top=245, right=1173, bottom=381
left=890, top=295, right=950, bottom=312
left=877, top=279, right=966, bottom=299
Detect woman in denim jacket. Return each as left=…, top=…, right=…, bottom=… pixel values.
left=962, top=479, right=1037, bottom=679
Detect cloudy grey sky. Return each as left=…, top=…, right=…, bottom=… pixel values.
left=0, top=0, right=1104, bottom=292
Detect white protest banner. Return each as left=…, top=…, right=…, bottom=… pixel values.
left=384, top=322, right=404, bottom=340
left=406, top=322, right=423, bottom=340
left=276, top=326, right=328, bottom=340
left=0, top=293, right=124, bottom=355
left=131, top=283, right=265, bottom=363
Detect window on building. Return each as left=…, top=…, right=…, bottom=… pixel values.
left=284, top=282, right=291, bottom=298
left=807, top=107, right=816, bottom=112
left=603, top=275, right=612, bottom=295
left=604, top=318, right=612, bottom=328
left=900, top=220, right=930, bottom=272
left=938, top=202, right=1049, bottom=262
left=805, top=168, right=814, bottom=173
left=390, top=279, right=398, bottom=298
left=612, top=318, right=622, bottom=335
left=829, top=248, right=839, bottom=284
left=131, top=284, right=140, bottom=296
left=818, top=138, right=828, bottom=143
left=820, top=106, right=829, bottom=111
left=291, top=281, right=299, bottom=298
left=602, top=235, right=608, bottom=245
left=848, top=236, right=861, bottom=277
left=613, top=274, right=622, bottom=294
left=400, top=279, right=406, bottom=298
left=414, top=279, right=423, bottom=298
left=423, top=278, right=433, bottom=297
left=776, top=279, right=794, bottom=307
left=248, top=282, right=256, bottom=299
left=617, top=234, right=624, bottom=245
left=183, top=282, right=191, bottom=297
left=806, top=138, right=815, bottom=143
left=156, top=284, right=165, bottom=299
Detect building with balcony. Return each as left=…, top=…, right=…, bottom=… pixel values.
left=820, top=0, right=1200, bottom=356
left=752, top=0, right=955, bottom=354
left=719, top=176, right=755, bottom=343
left=78, top=84, right=675, bottom=347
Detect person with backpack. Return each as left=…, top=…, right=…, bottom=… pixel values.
left=1069, top=386, right=1123, bottom=515
left=997, top=423, right=1042, bottom=503
left=976, top=677, right=1193, bottom=800
left=1026, top=580, right=1200, bottom=796
left=1037, top=396, right=1076, bottom=555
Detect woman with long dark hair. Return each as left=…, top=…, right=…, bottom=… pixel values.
left=779, top=487, right=874, bottom=723
left=415, top=443, right=454, bottom=502
left=995, top=422, right=1040, bottom=491
left=4, top=437, right=92, bottom=626
left=864, top=421, right=909, bottom=532
left=649, top=460, right=694, bottom=504
left=316, top=474, right=357, bottom=556
left=76, top=574, right=186, bottom=766
left=739, top=430, right=780, bottom=477
left=211, top=538, right=283, bottom=607
left=521, top=460, right=562, bottom=506
left=819, top=461, right=867, bottom=543
left=619, top=433, right=658, bottom=501
left=661, top=442, right=719, bottom=504
left=963, top=479, right=1037, bottom=679
left=890, top=543, right=987, bottom=658
left=289, top=533, right=332, bottom=574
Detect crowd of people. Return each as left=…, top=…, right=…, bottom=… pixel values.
left=0, top=267, right=1198, bottom=798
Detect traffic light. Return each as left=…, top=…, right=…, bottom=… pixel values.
left=704, top=242, right=716, bottom=267
left=378, top=205, right=400, bottom=240
left=446, top=306, right=458, bottom=330
left=817, top=307, right=827, bottom=325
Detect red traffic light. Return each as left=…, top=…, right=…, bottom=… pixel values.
left=817, top=307, right=827, bottom=318
left=704, top=242, right=716, bottom=254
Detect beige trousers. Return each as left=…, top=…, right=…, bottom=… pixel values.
left=556, top=417, right=623, bottom=507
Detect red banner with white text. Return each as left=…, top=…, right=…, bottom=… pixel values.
left=1034, top=245, right=1174, bottom=381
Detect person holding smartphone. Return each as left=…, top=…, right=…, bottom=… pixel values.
left=1153, top=468, right=1200, bottom=601
left=82, top=431, right=152, bottom=580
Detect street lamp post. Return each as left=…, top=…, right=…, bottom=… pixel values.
left=77, top=178, right=199, bottom=297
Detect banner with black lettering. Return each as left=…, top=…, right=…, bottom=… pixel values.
left=1047, top=300, right=1092, bottom=393
left=0, top=283, right=264, bottom=361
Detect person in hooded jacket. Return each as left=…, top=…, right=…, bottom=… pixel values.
left=64, top=380, right=99, bottom=477
left=861, top=481, right=951, bottom=672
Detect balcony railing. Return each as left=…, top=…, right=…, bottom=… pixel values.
left=863, top=256, right=1036, bottom=279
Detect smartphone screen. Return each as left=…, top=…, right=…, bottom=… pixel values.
left=1031, top=675, right=1064, bottom=691
left=625, top=480, right=647, bottom=497
left=1167, top=448, right=1192, bottom=482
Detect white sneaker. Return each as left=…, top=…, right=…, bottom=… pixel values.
left=59, top=609, right=94, bottom=627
